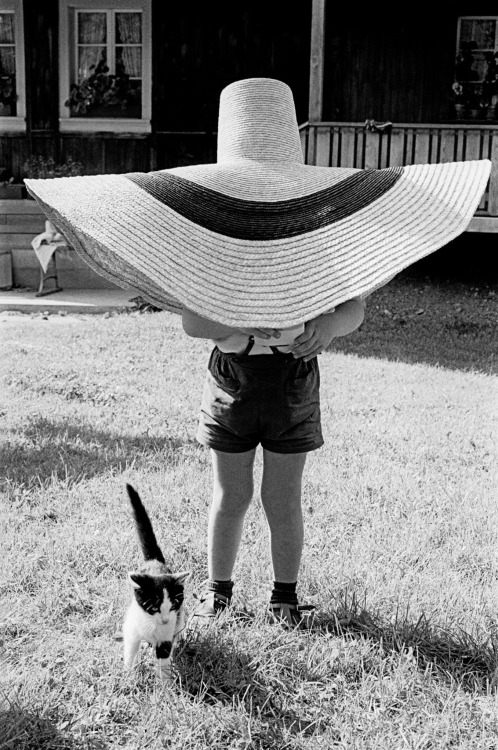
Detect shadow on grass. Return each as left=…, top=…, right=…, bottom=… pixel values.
left=0, top=704, right=106, bottom=750
left=331, top=236, right=498, bottom=375
left=176, top=631, right=323, bottom=740
left=319, top=590, right=498, bottom=693
left=2, top=417, right=198, bottom=490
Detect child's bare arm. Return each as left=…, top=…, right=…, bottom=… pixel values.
left=291, top=298, right=366, bottom=361
left=182, top=308, right=280, bottom=341
left=316, top=298, right=366, bottom=338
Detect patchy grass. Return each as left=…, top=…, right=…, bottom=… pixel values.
left=333, top=273, right=497, bottom=374
left=1, top=278, right=497, bottom=749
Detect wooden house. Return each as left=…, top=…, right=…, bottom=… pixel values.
left=0, top=0, right=311, bottom=178
left=303, top=0, right=498, bottom=233
left=0, top=1, right=496, bottom=290
left=0, top=0, right=311, bottom=287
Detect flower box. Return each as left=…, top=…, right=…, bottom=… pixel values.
left=0, top=184, right=26, bottom=200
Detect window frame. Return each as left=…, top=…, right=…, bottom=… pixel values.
left=59, top=0, right=151, bottom=133
left=0, top=0, right=26, bottom=133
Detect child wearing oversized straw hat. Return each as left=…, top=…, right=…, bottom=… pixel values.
left=182, top=299, right=365, bottom=628
left=25, top=78, right=491, bottom=629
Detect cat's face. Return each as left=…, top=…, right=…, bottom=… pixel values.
left=129, top=571, right=189, bottom=622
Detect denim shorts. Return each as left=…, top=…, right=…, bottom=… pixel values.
left=196, top=347, right=323, bottom=454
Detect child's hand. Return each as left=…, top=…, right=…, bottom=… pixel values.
left=291, top=300, right=366, bottom=361
left=290, top=317, right=335, bottom=361
left=238, top=327, right=281, bottom=340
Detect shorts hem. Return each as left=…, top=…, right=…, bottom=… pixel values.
left=196, top=431, right=259, bottom=454
left=261, top=439, right=324, bottom=454
left=196, top=431, right=324, bottom=455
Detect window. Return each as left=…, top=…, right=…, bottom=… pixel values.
left=0, top=0, right=25, bottom=131
left=455, top=17, right=498, bottom=114
left=59, top=0, right=151, bottom=133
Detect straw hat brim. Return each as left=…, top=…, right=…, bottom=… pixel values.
left=25, top=158, right=491, bottom=327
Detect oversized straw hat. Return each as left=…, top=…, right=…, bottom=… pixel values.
left=26, top=78, right=491, bottom=327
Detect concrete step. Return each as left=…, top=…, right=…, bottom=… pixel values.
left=3, top=246, right=120, bottom=290
left=0, top=201, right=128, bottom=292
left=0, top=199, right=45, bottom=215
left=0, top=214, right=46, bottom=225
left=0, top=222, right=46, bottom=233
left=1, top=234, right=46, bottom=249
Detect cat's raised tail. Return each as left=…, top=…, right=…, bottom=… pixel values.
left=126, top=483, right=166, bottom=564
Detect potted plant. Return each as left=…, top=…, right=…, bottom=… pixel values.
left=22, top=156, right=83, bottom=199
left=468, top=91, right=484, bottom=120
left=22, top=155, right=83, bottom=180
left=453, top=40, right=482, bottom=120
left=64, top=58, right=141, bottom=118
left=452, top=82, right=466, bottom=120
left=483, top=50, right=498, bottom=121
left=0, top=168, right=25, bottom=199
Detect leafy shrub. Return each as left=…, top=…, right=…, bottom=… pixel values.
left=22, top=156, right=83, bottom=179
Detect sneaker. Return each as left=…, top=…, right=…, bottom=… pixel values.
left=268, top=601, right=316, bottom=630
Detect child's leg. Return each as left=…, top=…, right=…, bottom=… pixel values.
left=208, top=448, right=257, bottom=580
left=260, top=450, right=308, bottom=582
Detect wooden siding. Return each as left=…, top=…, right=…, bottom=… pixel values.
left=322, top=4, right=498, bottom=124
left=59, top=134, right=151, bottom=175
left=24, top=0, right=59, bottom=132
left=0, top=135, right=29, bottom=180
left=153, top=1, right=312, bottom=134
left=1, top=1, right=311, bottom=181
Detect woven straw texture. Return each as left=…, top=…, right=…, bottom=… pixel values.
left=25, top=78, right=492, bottom=328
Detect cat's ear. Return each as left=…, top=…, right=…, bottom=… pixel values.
left=172, top=571, right=191, bottom=585
left=128, top=572, right=148, bottom=589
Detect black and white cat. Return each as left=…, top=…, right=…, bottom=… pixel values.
left=123, top=483, right=190, bottom=680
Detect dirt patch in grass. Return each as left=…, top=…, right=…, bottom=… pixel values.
left=332, top=235, right=497, bottom=374
left=334, top=274, right=497, bottom=374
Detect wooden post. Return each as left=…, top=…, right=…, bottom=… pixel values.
left=489, top=130, right=498, bottom=217
left=308, top=0, right=326, bottom=124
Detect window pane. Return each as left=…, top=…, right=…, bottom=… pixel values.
left=78, top=47, right=107, bottom=81
left=69, top=9, right=144, bottom=120
left=0, top=13, right=14, bottom=44
left=115, top=12, right=142, bottom=44
left=116, top=47, right=141, bottom=78
left=0, top=46, right=15, bottom=75
left=460, top=19, right=496, bottom=49
left=78, top=12, right=106, bottom=44
left=0, top=76, right=16, bottom=115
left=459, top=20, right=472, bottom=45
left=0, top=48, right=16, bottom=116
left=473, top=19, right=496, bottom=49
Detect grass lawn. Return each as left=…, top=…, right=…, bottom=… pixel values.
left=0, top=272, right=497, bottom=749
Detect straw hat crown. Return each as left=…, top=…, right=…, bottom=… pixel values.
left=217, top=78, right=304, bottom=165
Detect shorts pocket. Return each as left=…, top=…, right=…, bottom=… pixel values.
left=286, top=357, right=314, bottom=384
left=208, top=349, right=240, bottom=394
left=285, top=357, right=319, bottom=401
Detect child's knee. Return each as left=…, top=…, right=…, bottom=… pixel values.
left=212, top=485, right=253, bottom=515
left=260, top=484, right=302, bottom=518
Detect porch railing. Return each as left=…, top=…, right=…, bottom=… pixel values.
left=300, top=122, right=498, bottom=217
